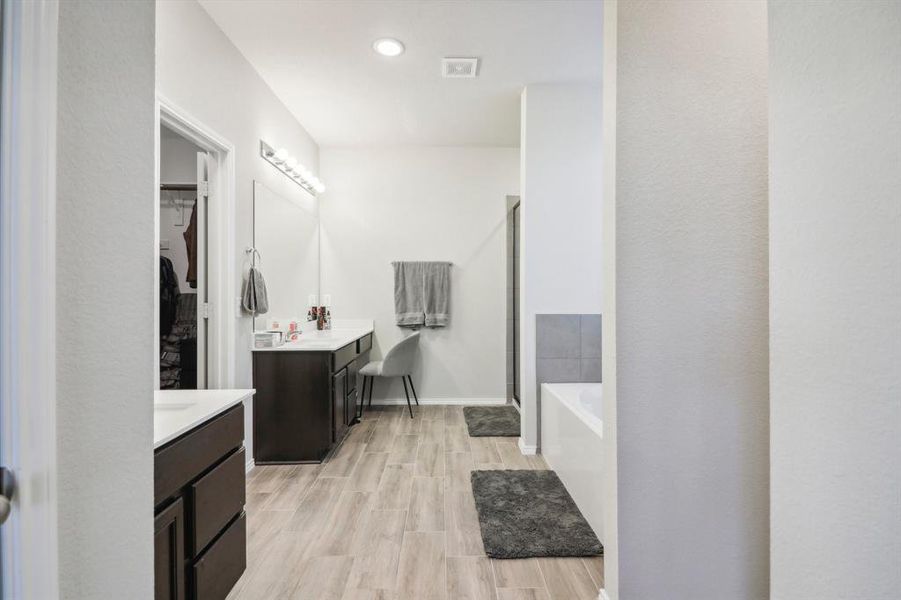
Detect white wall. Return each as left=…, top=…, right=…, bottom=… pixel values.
left=157, top=0, right=321, bottom=462
left=320, top=146, right=519, bottom=402
left=600, top=1, right=619, bottom=595
left=613, top=1, right=769, bottom=599
left=769, top=2, right=901, bottom=598
left=519, top=83, right=604, bottom=449
left=160, top=127, right=203, bottom=184
left=56, top=1, right=156, bottom=597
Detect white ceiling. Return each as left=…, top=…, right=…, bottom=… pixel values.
left=198, top=0, right=603, bottom=147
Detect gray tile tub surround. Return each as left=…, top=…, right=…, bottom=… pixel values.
left=536, top=314, right=602, bottom=383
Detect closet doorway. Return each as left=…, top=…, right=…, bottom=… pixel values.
left=155, top=98, right=237, bottom=391
left=158, top=125, right=208, bottom=389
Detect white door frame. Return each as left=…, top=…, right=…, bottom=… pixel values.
left=0, top=0, right=60, bottom=598
left=155, top=94, right=237, bottom=389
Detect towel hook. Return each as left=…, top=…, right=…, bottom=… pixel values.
left=245, top=246, right=262, bottom=266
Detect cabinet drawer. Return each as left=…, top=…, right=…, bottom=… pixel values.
left=357, top=333, right=372, bottom=355
left=190, top=447, right=246, bottom=556
left=192, top=512, right=246, bottom=600
left=332, top=342, right=357, bottom=372
left=155, top=405, right=243, bottom=507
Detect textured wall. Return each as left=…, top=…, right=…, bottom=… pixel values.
left=56, top=1, right=156, bottom=596
left=156, top=0, right=320, bottom=386
left=157, top=0, right=321, bottom=463
left=769, top=1, right=901, bottom=598
left=615, top=1, right=769, bottom=598
left=320, top=146, right=519, bottom=402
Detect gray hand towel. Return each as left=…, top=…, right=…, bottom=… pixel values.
left=424, top=262, right=451, bottom=327
left=394, top=261, right=425, bottom=327
left=242, top=266, right=269, bottom=315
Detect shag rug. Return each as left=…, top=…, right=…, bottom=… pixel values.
left=470, top=470, right=603, bottom=559
left=463, top=405, right=520, bottom=437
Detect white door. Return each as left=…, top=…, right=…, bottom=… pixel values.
left=196, top=152, right=210, bottom=389
left=0, top=0, right=60, bottom=597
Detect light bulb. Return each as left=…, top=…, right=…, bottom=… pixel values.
left=274, top=148, right=289, bottom=163
left=373, top=38, right=405, bottom=57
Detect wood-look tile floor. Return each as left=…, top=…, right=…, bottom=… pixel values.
left=229, top=405, right=604, bottom=600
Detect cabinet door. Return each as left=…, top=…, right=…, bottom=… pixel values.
left=332, top=368, right=348, bottom=442
left=154, top=498, right=185, bottom=600
left=345, top=382, right=357, bottom=427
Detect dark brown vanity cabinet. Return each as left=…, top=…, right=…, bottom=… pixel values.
left=253, top=333, right=372, bottom=463
left=154, top=405, right=246, bottom=600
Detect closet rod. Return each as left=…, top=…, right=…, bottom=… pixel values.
left=160, top=183, right=197, bottom=191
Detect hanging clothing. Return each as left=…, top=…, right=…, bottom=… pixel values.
left=160, top=293, right=198, bottom=390
left=183, top=200, right=198, bottom=289
left=159, top=256, right=180, bottom=336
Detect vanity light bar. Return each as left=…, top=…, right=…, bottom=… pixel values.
left=260, top=140, right=326, bottom=196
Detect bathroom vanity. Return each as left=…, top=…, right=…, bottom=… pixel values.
left=154, top=389, right=254, bottom=600
left=252, top=326, right=373, bottom=463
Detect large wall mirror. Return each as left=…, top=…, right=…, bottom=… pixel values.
left=252, top=180, right=319, bottom=331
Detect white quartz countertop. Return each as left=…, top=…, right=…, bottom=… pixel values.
left=252, top=326, right=373, bottom=352
left=154, top=388, right=254, bottom=449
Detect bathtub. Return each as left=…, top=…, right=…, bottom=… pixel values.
left=540, top=383, right=604, bottom=543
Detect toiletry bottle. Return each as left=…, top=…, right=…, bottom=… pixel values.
left=317, top=306, right=325, bottom=331
left=325, top=308, right=332, bottom=330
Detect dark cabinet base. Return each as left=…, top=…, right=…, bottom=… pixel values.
left=155, top=405, right=246, bottom=600
left=253, top=334, right=371, bottom=464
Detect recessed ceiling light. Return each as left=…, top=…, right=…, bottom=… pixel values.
left=373, top=38, right=405, bottom=57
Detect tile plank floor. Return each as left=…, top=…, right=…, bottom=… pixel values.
left=229, top=405, right=603, bottom=600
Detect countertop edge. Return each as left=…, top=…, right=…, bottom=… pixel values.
left=153, top=389, right=255, bottom=450
left=251, top=327, right=374, bottom=352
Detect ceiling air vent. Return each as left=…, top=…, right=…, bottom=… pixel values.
left=442, top=57, right=479, bottom=79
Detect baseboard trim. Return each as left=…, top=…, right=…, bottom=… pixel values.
left=369, top=397, right=507, bottom=406
left=518, top=438, right=538, bottom=455
left=245, top=458, right=255, bottom=474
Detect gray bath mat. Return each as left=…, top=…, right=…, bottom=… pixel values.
left=471, top=470, right=603, bottom=558
left=463, top=406, right=520, bottom=437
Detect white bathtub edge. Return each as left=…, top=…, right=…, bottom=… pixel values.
left=541, top=383, right=603, bottom=438
left=540, top=382, right=605, bottom=544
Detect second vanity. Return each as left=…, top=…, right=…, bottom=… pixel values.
left=154, top=389, right=254, bottom=600
left=252, top=323, right=373, bottom=463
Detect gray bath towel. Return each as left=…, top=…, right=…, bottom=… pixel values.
left=394, top=261, right=426, bottom=327
left=393, top=261, right=451, bottom=327
left=424, top=261, right=451, bottom=327
left=242, top=266, right=269, bottom=315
